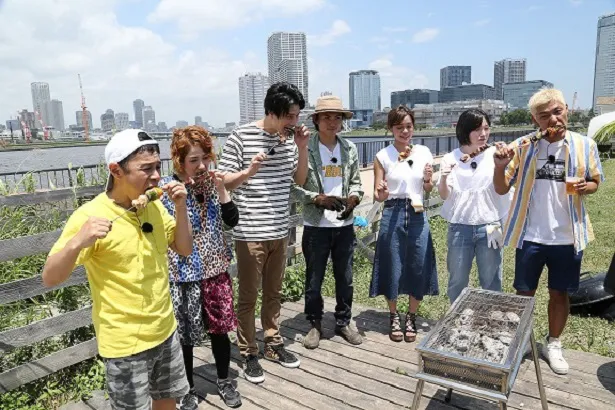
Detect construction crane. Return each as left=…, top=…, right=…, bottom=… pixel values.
left=35, top=110, right=50, bottom=140
left=78, top=74, right=89, bottom=142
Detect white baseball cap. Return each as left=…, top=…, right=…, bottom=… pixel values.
left=104, top=129, right=159, bottom=191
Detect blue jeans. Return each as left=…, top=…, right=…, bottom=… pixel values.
left=302, top=225, right=356, bottom=326
left=446, top=223, right=503, bottom=303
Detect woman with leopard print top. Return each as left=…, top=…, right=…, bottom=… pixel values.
left=160, top=126, right=241, bottom=410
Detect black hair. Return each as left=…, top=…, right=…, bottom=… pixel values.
left=264, top=82, right=306, bottom=117
left=118, top=144, right=160, bottom=171
left=456, top=109, right=491, bottom=146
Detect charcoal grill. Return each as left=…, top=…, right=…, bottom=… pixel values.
left=411, top=288, right=548, bottom=410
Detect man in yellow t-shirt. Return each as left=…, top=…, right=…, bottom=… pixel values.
left=43, top=129, right=193, bottom=410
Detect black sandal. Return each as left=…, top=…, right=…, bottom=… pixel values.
left=404, top=313, right=417, bottom=343
left=389, top=312, right=403, bottom=342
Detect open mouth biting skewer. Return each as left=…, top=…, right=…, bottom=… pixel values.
left=459, top=125, right=566, bottom=163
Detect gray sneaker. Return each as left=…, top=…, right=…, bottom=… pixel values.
left=335, top=324, right=362, bottom=345
left=179, top=388, right=199, bottom=410
left=303, top=320, right=322, bottom=349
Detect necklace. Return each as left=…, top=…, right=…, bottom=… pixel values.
left=398, top=145, right=413, bottom=166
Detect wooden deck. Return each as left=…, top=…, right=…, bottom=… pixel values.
left=61, top=297, right=615, bottom=410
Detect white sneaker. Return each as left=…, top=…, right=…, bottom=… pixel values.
left=541, top=337, right=569, bottom=375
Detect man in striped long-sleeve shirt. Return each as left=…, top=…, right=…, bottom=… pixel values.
left=220, top=82, right=310, bottom=384
left=493, top=88, right=604, bottom=376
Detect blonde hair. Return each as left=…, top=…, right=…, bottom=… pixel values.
left=528, top=88, right=566, bottom=115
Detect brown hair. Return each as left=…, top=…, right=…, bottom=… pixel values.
left=387, top=105, right=415, bottom=129
left=170, top=125, right=215, bottom=174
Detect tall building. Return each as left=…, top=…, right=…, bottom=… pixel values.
left=176, top=120, right=189, bottom=128
left=440, top=66, right=471, bottom=90
left=593, top=13, right=615, bottom=108
left=267, top=32, right=309, bottom=103
left=43, top=99, right=65, bottom=131
left=503, top=80, right=553, bottom=109
left=75, top=110, right=93, bottom=130
left=391, top=89, right=439, bottom=108
left=133, top=99, right=145, bottom=128
left=494, top=58, right=527, bottom=99
left=349, top=70, right=381, bottom=111
left=158, top=122, right=168, bottom=132
left=413, top=100, right=508, bottom=127
left=195, top=116, right=202, bottom=126
left=31, top=82, right=51, bottom=128
left=142, top=106, right=156, bottom=132
left=239, top=73, right=269, bottom=125
left=100, top=109, right=115, bottom=132
left=18, top=109, right=36, bottom=130
left=115, top=113, right=129, bottom=131
left=439, top=84, right=496, bottom=103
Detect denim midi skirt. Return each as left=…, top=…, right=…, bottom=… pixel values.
left=370, top=198, right=439, bottom=300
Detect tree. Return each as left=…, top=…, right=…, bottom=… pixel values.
left=500, top=109, right=532, bottom=126
left=371, top=121, right=387, bottom=130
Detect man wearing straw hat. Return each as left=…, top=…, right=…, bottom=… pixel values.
left=292, top=95, right=364, bottom=349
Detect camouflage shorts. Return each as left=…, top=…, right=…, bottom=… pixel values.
left=103, top=330, right=190, bottom=410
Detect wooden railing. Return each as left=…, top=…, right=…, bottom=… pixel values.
left=0, top=181, right=444, bottom=393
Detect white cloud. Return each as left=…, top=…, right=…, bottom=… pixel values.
left=383, top=27, right=407, bottom=33
left=368, top=57, right=430, bottom=105
left=149, top=0, right=326, bottom=37
left=308, top=20, right=351, bottom=47
left=412, top=28, right=440, bottom=43
left=0, top=0, right=265, bottom=128
left=474, top=19, right=491, bottom=27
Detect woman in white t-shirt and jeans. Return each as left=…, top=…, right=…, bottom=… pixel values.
left=438, top=109, right=512, bottom=303
left=370, top=106, right=439, bottom=343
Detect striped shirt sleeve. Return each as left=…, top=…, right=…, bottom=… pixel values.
left=219, top=131, right=244, bottom=173
left=504, top=139, right=522, bottom=186
left=587, top=139, right=605, bottom=182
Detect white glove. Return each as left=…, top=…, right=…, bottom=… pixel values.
left=486, top=222, right=504, bottom=249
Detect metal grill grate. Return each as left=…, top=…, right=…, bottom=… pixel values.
left=422, top=357, right=504, bottom=392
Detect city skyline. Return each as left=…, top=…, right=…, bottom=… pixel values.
left=1, top=0, right=613, bottom=128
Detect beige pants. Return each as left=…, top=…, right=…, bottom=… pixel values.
left=235, top=237, right=289, bottom=357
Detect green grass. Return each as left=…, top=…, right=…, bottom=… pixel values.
left=321, top=159, right=615, bottom=357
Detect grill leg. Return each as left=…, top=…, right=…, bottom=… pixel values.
left=445, top=388, right=453, bottom=403
left=411, top=379, right=425, bottom=410
left=499, top=401, right=507, bottom=410
left=530, top=332, right=549, bottom=410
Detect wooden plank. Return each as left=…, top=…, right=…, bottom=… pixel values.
left=193, top=348, right=313, bottom=410
left=0, top=306, right=92, bottom=354
left=0, top=186, right=102, bottom=207
left=0, top=266, right=87, bottom=305
left=0, top=338, right=98, bottom=393
left=191, top=374, right=262, bottom=410
left=0, top=230, right=62, bottom=262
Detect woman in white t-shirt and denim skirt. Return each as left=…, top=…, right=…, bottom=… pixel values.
left=437, top=109, right=512, bottom=303
left=370, top=106, right=439, bottom=343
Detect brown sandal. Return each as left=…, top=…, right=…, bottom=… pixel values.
left=389, top=312, right=403, bottom=342
left=404, top=313, right=417, bottom=343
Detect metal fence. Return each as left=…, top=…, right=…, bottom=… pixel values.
left=1, top=133, right=522, bottom=192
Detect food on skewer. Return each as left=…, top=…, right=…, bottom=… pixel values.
left=459, top=125, right=565, bottom=163
left=397, top=145, right=413, bottom=162
left=131, top=187, right=164, bottom=210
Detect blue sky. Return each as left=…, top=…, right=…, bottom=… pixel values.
left=1, top=0, right=614, bottom=127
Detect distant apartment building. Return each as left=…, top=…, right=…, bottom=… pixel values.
left=440, top=66, right=471, bottom=90
left=439, top=84, right=497, bottom=103
left=349, top=70, right=381, bottom=111
left=239, top=73, right=269, bottom=125
left=391, top=89, right=439, bottom=108
left=115, top=112, right=130, bottom=131
left=349, top=109, right=374, bottom=129
left=503, top=80, right=553, bottom=109
left=44, top=99, right=65, bottom=131
left=18, top=109, right=36, bottom=130
left=75, top=110, right=93, bottom=130
left=100, top=109, right=115, bottom=132
left=593, top=13, right=615, bottom=108
left=31, top=82, right=50, bottom=128
left=133, top=99, right=145, bottom=128
left=158, top=122, right=168, bottom=132
left=494, top=58, right=527, bottom=99
left=195, top=116, right=202, bottom=126
left=176, top=120, right=189, bottom=128
left=142, top=106, right=156, bottom=132
left=268, top=32, right=309, bottom=102
left=413, top=100, right=507, bottom=127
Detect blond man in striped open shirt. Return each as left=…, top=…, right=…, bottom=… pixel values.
left=493, top=88, right=604, bottom=376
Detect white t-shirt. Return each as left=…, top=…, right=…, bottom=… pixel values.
left=376, top=144, right=433, bottom=206
left=304, top=142, right=353, bottom=228
left=438, top=147, right=512, bottom=225
left=524, top=138, right=573, bottom=245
